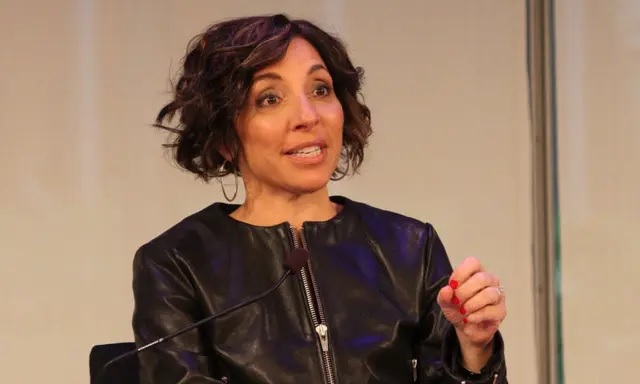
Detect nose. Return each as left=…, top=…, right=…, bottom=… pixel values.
left=292, top=94, right=320, bottom=130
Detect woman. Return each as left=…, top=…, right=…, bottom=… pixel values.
left=133, top=14, right=508, bottom=384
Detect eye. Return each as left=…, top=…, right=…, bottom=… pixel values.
left=312, top=83, right=332, bottom=97
left=256, top=92, right=281, bottom=107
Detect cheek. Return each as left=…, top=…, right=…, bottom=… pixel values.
left=320, top=102, right=345, bottom=137
left=240, top=119, right=285, bottom=161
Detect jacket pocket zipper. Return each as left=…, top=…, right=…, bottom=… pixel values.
left=411, top=358, right=418, bottom=382
left=289, top=225, right=337, bottom=384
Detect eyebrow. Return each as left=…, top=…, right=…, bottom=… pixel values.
left=253, top=63, right=328, bottom=83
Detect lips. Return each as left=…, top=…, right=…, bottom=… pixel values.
left=284, top=140, right=327, bottom=155
left=287, top=145, right=321, bottom=154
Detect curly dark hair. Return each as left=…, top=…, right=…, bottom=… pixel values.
left=154, top=13, right=372, bottom=181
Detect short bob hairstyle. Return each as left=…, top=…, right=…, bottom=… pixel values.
left=155, top=13, right=372, bottom=181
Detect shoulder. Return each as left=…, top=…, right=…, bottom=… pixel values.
left=133, top=202, right=227, bottom=267
left=337, top=196, right=452, bottom=275
left=337, top=195, right=438, bottom=242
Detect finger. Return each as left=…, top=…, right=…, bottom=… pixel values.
left=448, top=257, right=484, bottom=289
left=437, top=284, right=456, bottom=308
left=436, top=285, right=467, bottom=326
left=461, top=285, right=504, bottom=315
left=455, top=271, right=499, bottom=304
left=437, top=286, right=467, bottom=326
left=465, top=302, right=507, bottom=324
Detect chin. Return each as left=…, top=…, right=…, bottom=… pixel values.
left=289, top=173, right=332, bottom=194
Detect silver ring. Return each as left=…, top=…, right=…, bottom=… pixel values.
left=496, top=286, right=505, bottom=299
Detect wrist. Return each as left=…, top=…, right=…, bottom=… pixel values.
left=456, top=334, right=494, bottom=373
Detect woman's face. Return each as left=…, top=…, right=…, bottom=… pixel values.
left=234, top=37, right=344, bottom=197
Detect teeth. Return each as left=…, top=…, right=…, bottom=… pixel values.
left=290, top=145, right=322, bottom=157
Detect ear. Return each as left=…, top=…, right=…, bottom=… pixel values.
left=219, top=145, right=232, bottom=162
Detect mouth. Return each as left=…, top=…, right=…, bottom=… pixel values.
left=285, top=145, right=324, bottom=158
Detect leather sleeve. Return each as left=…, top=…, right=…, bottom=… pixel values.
left=418, top=223, right=508, bottom=384
left=132, top=243, right=224, bottom=384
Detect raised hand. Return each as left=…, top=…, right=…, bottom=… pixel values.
left=437, top=257, right=506, bottom=370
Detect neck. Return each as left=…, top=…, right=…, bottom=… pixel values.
left=230, top=187, right=338, bottom=229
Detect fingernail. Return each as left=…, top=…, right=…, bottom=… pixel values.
left=452, top=295, right=460, bottom=305
left=449, top=279, right=459, bottom=289
left=463, top=318, right=468, bottom=324
left=459, top=306, right=466, bottom=315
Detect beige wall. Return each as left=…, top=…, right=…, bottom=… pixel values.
left=555, top=0, right=639, bottom=382
left=0, top=1, right=535, bottom=383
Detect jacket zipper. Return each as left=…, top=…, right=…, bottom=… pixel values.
left=411, top=358, right=418, bottom=382
left=289, top=225, right=337, bottom=384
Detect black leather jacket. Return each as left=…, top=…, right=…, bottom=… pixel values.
left=132, top=196, right=507, bottom=383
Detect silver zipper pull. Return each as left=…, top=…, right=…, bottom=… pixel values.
left=315, top=324, right=329, bottom=351
left=411, top=358, right=418, bottom=382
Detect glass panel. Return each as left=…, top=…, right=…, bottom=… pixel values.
left=554, top=0, right=639, bottom=382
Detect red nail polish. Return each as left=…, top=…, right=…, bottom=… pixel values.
left=459, top=307, right=466, bottom=315
left=452, top=296, right=460, bottom=305
left=449, top=279, right=459, bottom=289
left=463, top=318, right=468, bottom=324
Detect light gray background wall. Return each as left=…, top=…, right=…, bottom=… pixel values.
left=555, top=0, right=639, bottom=381
left=0, top=1, right=536, bottom=383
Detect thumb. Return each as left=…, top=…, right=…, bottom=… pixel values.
left=437, top=284, right=465, bottom=326
left=437, top=284, right=455, bottom=309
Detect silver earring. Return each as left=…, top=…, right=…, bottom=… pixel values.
left=219, top=161, right=238, bottom=202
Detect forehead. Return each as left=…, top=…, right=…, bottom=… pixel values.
left=254, top=37, right=326, bottom=77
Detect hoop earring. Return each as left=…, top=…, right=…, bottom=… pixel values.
left=219, top=161, right=239, bottom=202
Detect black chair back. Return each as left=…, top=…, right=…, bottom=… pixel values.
left=89, top=342, right=138, bottom=384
